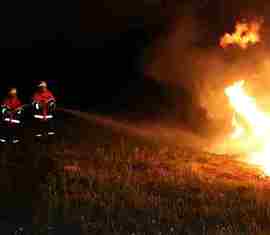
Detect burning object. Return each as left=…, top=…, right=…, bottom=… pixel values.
left=220, top=20, right=262, bottom=49
left=225, top=80, right=270, bottom=175
left=215, top=18, right=270, bottom=175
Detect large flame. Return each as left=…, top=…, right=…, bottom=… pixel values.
left=225, top=80, right=270, bottom=175
left=220, top=20, right=262, bottom=49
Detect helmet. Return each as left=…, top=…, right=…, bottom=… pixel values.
left=38, top=81, right=47, bottom=88
left=8, top=88, right=17, bottom=96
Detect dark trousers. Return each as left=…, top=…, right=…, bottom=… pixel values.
left=33, top=119, right=55, bottom=134
left=0, top=124, right=21, bottom=140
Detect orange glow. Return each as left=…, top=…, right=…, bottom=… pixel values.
left=220, top=20, right=262, bottom=49
left=225, top=80, right=270, bottom=175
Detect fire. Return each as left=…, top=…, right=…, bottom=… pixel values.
left=220, top=20, right=262, bottom=49
left=225, top=80, right=270, bottom=175
left=231, top=114, right=245, bottom=139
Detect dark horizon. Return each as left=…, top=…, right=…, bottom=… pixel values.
left=2, top=0, right=270, bottom=114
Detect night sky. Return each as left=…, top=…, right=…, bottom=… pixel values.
left=1, top=0, right=270, bottom=113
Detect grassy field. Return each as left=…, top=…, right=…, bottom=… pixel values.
left=1, top=112, right=270, bottom=234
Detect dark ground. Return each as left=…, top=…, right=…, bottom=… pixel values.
left=1, top=108, right=270, bottom=235
left=0, top=110, right=81, bottom=234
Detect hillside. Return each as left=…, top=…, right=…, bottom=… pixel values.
left=1, top=110, right=270, bottom=234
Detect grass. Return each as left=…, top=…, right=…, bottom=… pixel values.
left=1, top=113, right=270, bottom=234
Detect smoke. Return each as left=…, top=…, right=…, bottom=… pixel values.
left=145, top=1, right=270, bottom=138
left=145, top=7, right=227, bottom=133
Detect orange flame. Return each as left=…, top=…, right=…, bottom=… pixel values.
left=225, top=81, right=270, bottom=175
left=220, top=20, right=262, bottom=49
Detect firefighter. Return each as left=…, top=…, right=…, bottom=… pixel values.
left=32, top=81, right=56, bottom=137
left=0, top=88, right=23, bottom=143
